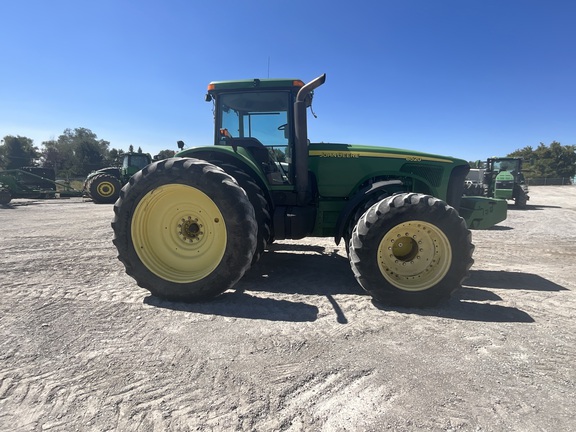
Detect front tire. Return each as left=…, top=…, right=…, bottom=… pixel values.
left=112, top=157, right=257, bottom=301
left=88, top=173, right=122, bottom=204
left=349, top=193, right=474, bottom=307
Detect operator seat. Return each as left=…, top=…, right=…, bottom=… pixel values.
left=229, top=137, right=275, bottom=174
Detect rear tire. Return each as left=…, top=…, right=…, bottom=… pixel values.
left=214, top=164, right=272, bottom=265
left=515, top=188, right=528, bottom=209
left=349, top=193, right=474, bottom=307
left=112, top=157, right=257, bottom=302
left=88, top=173, right=122, bottom=204
left=0, top=188, right=11, bottom=205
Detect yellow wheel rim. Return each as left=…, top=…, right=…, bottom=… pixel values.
left=97, top=181, right=116, bottom=197
left=378, top=220, right=452, bottom=292
left=131, top=184, right=227, bottom=283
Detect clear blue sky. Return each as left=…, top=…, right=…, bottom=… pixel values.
left=1, top=0, right=575, bottom=162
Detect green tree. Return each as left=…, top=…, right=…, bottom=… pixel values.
left=108, top=148, right=125, bottom=165
left=156, top=149, right=176, bottom=159
left=270, top=148, right=286, bottom=162
left=0, top=135, right=39, bottom=169
left=508, top=141, right=576, bottom=180
left=468, top=160, right=485, bottom=169
left=41, top=142, right=65, bottom=170
left=40, top=128, right=110, bottom=177
left=76, top=140, right=104, bottom=174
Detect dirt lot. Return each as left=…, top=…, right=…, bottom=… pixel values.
left=1, top=186, right=575, bottom=431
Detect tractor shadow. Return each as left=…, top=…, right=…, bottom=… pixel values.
left=514, top=203, right=561, bottom=211
left=465, top=269, right=567, bottom=292
left=240, top=242, right=361, bottom=297
left=145, top=242, right=567, bottom=323
left=144, top=292, right=320, bottom=322
left=372, top=270, right=567, bottom=323
left=484, top=225, right=513, bottom=231
left=0, top=200, right=44, bottom=209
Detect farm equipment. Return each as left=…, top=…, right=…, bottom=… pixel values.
left=84, top=152, right=152, bottom=204
left=0, top=167, right=81, bottom=205
left=483, top=157, right=529, bottom=208
left=463, top=168, right=485, bottom=196
left=112, top=73, right=507, bottom=307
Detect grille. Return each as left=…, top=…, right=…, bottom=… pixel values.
left=400, top=164, right=444, bottom=187
left=496, top=181, right=514, bottom=188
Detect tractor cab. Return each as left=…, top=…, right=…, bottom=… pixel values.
left=206, top=79, right=307, bottom=185
left=122, top=152, right=152, bottom=178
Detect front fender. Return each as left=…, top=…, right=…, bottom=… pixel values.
left=334, top=180, right=404, bottom=245
left=86, top=167, right=121, bottom=182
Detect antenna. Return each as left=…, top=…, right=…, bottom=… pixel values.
left=267, top=56, right=270, bottom=78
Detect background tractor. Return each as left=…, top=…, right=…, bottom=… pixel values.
left=463, top=168, right=485, bottom=196
left=483, top=157, right=529, bottom=208
left=84, top=152, right=152, bottom=203
left=112, top=74, right=507, bottom=307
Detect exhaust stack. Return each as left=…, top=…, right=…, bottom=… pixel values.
left=294, top=73, right=326, bottom=205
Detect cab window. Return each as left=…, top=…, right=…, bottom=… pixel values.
left=219, top=91, right=292, bottom=184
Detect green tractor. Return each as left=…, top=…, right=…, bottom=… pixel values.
left=84, top=152, right=152, bottom=204
left=112, top=74, right=507, bottom=307
left=483, top=157, right=529, bottom=209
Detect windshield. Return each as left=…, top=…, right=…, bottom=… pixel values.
left=123, top=154, right=150, bottom=170
left=219, top=91, right=290, bottom=147
left=493, top=159, right=520, bottom=172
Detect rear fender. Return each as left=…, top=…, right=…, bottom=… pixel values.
left=177, top=147, right=272, bottom=205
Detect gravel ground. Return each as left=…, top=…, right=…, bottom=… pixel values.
left=1, top=185, right=575, bottom=431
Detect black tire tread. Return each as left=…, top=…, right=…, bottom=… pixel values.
left=88, top=173, right=122, bottom=204
left=349, top=192, right=474, bottom=307
left=0, top=188, right=11, bottom=205
left=111, top=157, right=257, bottom=301
left=211, top=163, right=272, bottom=265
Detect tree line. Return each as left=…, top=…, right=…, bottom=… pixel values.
left=2, top=131, right=574, bottom=181
left=0, top=128, right=176, bottom=178
left=469, top=141, right=576, bottom=180
left=507, top=141, right=576, bottom=180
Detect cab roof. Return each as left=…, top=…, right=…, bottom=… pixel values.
left=207, top=78, right=305, bottom=93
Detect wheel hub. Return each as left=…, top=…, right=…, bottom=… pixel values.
left=378, top=220, right=452, bottom=291
left=178, top=216, right=204, bottom=243
left=97, top=182, right=115, bottom=197
left=391, top=236, right=419, bottom=262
